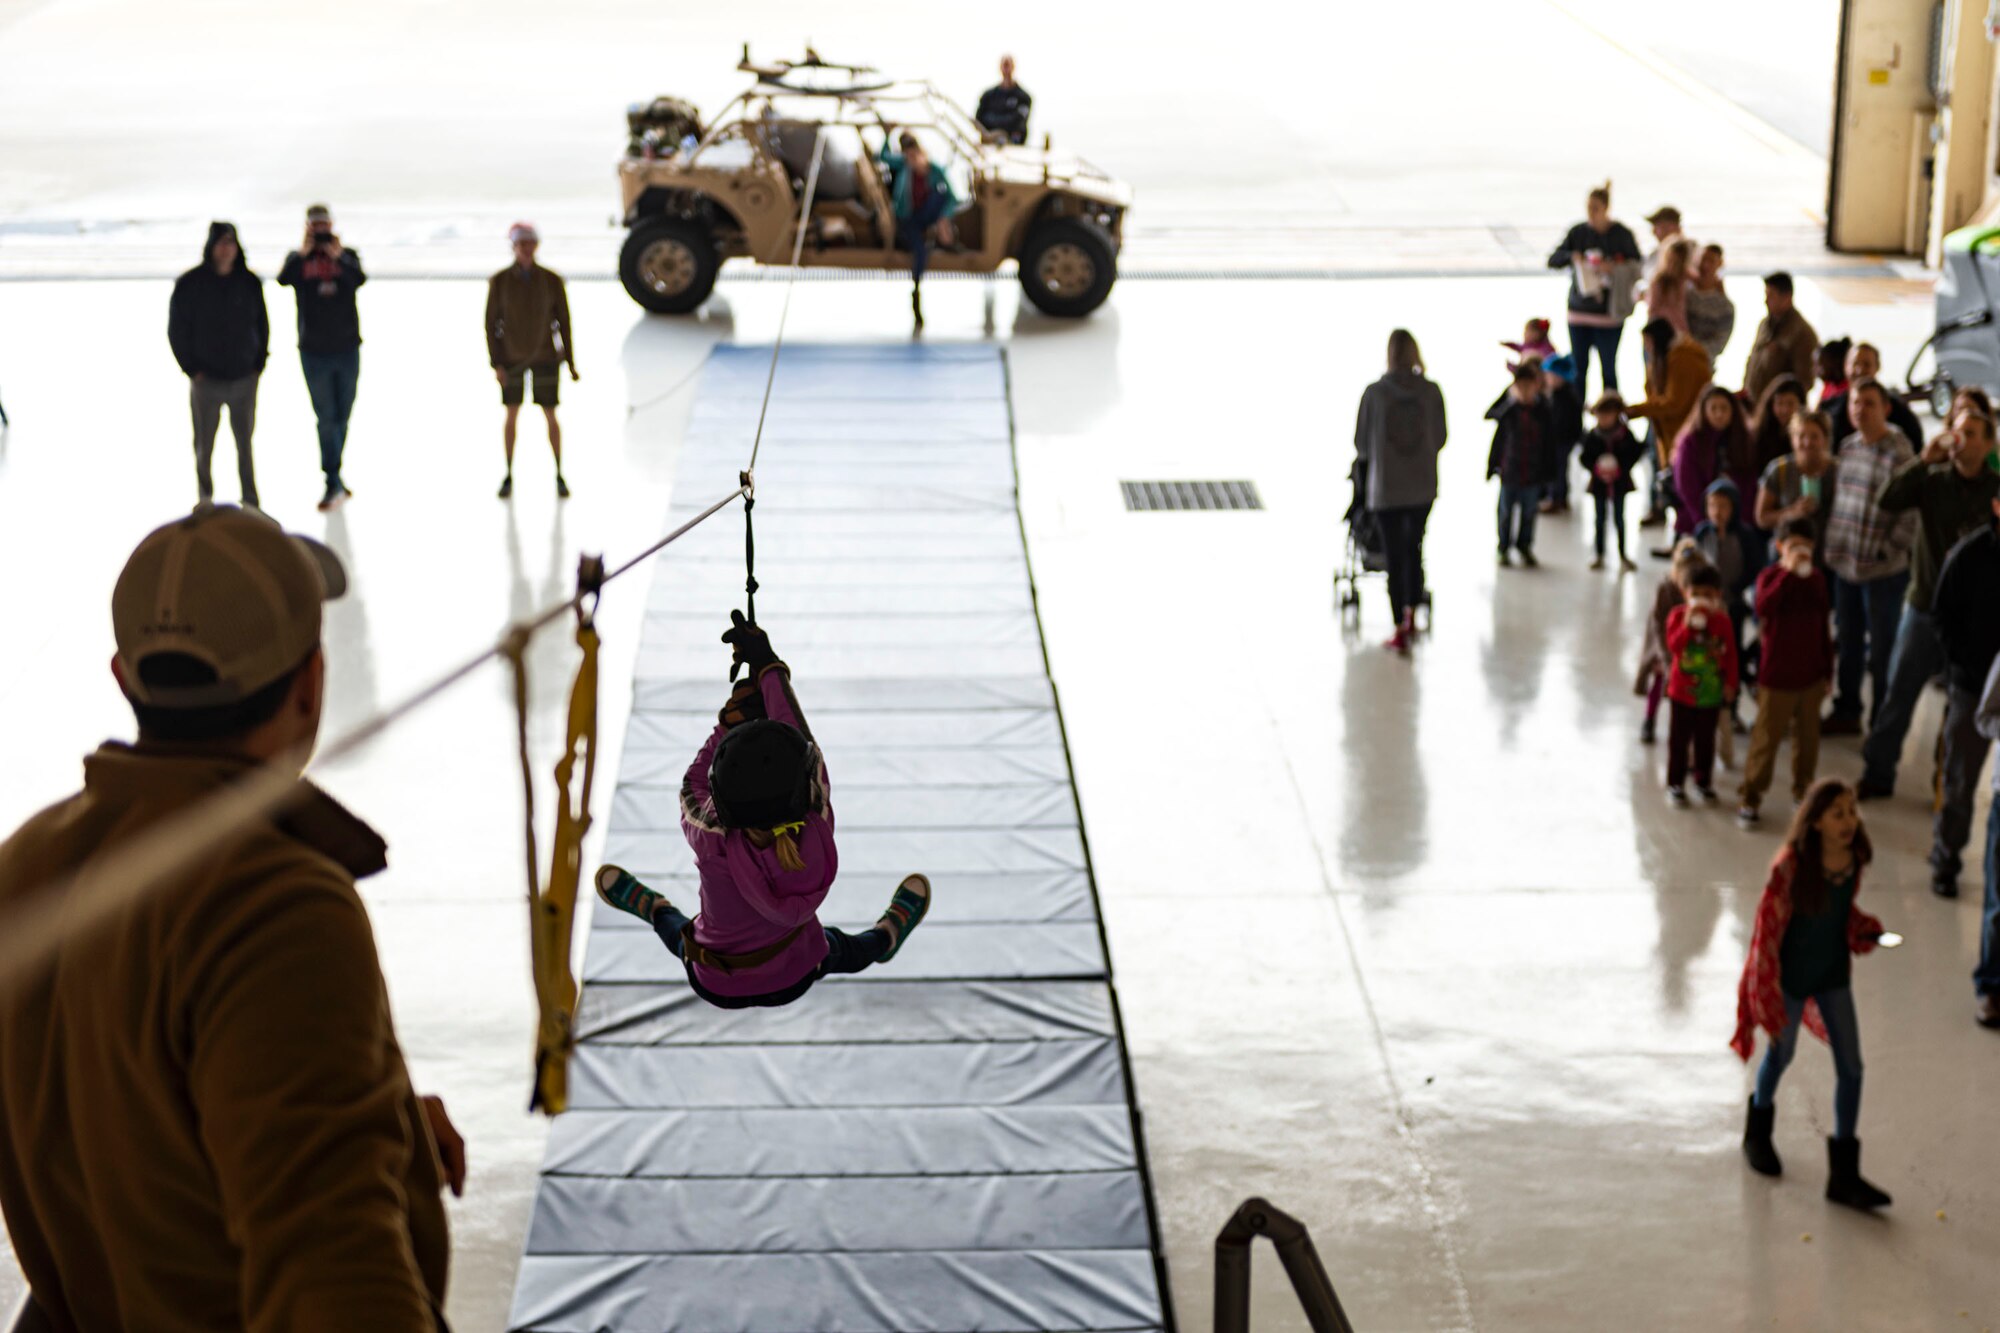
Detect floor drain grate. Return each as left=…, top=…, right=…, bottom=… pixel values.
left=1120, top=480, right=1264, bottom=512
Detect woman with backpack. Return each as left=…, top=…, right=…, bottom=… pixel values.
left=1353, top=329, right=1448, bottom=655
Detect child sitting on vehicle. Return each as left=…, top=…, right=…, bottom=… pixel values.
left=593, top=612, right=932, bottom=1009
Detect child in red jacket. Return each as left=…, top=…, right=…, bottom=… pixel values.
left=1738, top=518, right=1834, bottom=825
left=1664, top=564, right=1739, bottom=805
left=1733, top=779, right=1891, bottom=1211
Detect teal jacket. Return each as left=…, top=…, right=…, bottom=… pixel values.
left=877, top=146, right=958, bottom=219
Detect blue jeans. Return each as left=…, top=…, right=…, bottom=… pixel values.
left=1496, top=484, right=1540, bottom=554
left=1754, top=986, right=1863, bottom=1141
left=1859, top=605, right=1944, bottom=789
left=1978, top=793, right=2000, bottom=996
left=300, top=347, right=360, bottom=488
left=1568, top=322, right=1624, bottom=398
left=896, top=192, right=951, bottom=283
left=1831, top=570, right=1911, bottom=722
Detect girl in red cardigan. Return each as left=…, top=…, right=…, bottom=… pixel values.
left=1733, top=778, right=1891, bottom=1210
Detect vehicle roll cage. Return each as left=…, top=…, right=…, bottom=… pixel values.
left=685, top=75, right=1118, bottom=186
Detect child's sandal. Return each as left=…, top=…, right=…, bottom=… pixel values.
left=877, top=874, right=932, bottom=962
left=595, top=864, right=670, bottom=923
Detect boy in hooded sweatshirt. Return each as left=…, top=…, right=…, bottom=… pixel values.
left=1539, top=353, right=1587, bottom=514
left=593, top=613, right=933, bottom=1009
left=1696, top=477, right=1767, bottom=750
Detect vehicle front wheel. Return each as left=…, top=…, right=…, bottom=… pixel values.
left=620, top=216, right=719, bottom=314
left=1018, top=218, right=1116, bottom=317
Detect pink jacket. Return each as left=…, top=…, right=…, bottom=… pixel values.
left=678, top=669, right=836, bottom=997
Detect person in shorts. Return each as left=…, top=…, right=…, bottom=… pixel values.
left=485, top=222, right=577, bottom=498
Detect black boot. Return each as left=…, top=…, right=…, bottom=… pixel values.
left=1742, top=1097, right=1782, bottom=1177
left=1824, top=1137, right=1891, bottom=1211
left=911, top=286, right=924, bottom=329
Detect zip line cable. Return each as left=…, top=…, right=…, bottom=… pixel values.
left=0, top=132, right=838, bottom=1044
left=748, top=126, right=828, bottom=480
left=734, top=124, right=828, bottom=664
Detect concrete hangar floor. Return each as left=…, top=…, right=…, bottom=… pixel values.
left=1, top=0, right=1997, bottom=1330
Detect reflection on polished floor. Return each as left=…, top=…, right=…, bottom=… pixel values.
left=0, top=272, right=1993, bottom=1331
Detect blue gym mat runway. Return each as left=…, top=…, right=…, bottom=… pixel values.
left=508, top=344, right=1171, bottom=1332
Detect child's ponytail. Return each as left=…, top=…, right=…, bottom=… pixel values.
left=770, top=822, right=807, bottom=872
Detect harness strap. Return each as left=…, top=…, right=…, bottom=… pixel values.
left=680, top=921, right=807, bottom=974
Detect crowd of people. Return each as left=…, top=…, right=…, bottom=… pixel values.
left=1351, top=181, right=2000, bottom=1214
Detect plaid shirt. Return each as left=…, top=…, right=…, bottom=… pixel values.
left=1823, top=430, right=1919, bottom=583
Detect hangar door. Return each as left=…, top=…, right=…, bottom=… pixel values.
left=1828, top=0, right=1942, bottom=253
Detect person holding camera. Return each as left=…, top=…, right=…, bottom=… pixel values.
left=278, top=204, right=366, bottom=512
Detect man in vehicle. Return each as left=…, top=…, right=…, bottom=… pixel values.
left=168, top=221, right=269, bottom=508
left=0, top=504, right=464, bottom=1331
left=1743, top=271, right=1819, bottom=405
left=278, top=203, right=366, bottom=512
left=975, top=54, right=1032, bottom=145
left=485, top=221, right=577, bottom=499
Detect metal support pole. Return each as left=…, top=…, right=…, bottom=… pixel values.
left=1213, top=1197, right=1358, bottom=1333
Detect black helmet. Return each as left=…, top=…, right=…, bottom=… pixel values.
left=709, top=719, right=815, bottom=829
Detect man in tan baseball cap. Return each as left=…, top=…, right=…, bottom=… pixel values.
left=0, top=504, right=462, bottom=1331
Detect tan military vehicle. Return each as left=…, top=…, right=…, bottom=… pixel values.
left=617, top=50, right=1132, bottom=317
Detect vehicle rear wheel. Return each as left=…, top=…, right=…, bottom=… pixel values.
left=620, top=216, right=719, bottom=314
left=1018, top=217, right=1116, bottom=318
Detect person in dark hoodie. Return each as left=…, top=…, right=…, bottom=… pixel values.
left=168, top=222, right=270, bottom=508
left=1488, top=363, right=1557, bottom=567
left=1353, top=329, right=1448, bottom=653
left=1695, top=476, right=1767, bottom=737
left=1940, top=500, right=2000, bottom=1024
left=1861, top=410, right=2000, bottom=899
left=1695, top=478, right=1766, bottom=619
left=1539, top=352, right=1585, bottom=514
left=277, top=204, right=366, bottom=512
